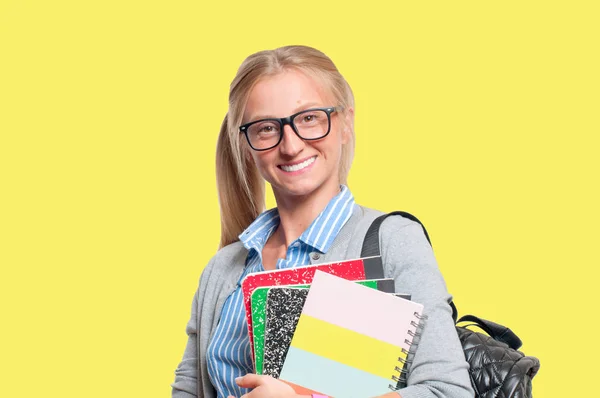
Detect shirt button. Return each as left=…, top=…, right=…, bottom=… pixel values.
left=311, top=253, right=321, bottom=261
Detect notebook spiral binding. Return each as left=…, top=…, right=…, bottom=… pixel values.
left=388, top=311, right=428, bottom=391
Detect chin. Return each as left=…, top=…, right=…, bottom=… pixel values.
left=282, top=184, right=319, bottom=197
left=273, top=180, right=323, bottom=198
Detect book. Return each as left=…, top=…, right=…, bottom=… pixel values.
left=262, top=287, right=309, bottom=378
left=260, top=286, right=411, bottom=378
left=252, top=279, right=397, bottom=375
left=278, top=270, right=425, bottom=397
left=241, top=256, right=384, bottom=360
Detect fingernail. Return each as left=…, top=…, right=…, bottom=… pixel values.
left=235, top=376, right=242, bottom=382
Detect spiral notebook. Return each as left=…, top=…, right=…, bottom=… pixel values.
left=241, top=256, right=384, bottom=359
left=252, top=279, right=397, bottom=375
left=278, top=271, right=425, bottom=397
left=260, top=287, right=412, bottom=379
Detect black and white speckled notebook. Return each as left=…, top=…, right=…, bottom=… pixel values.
left=262, top=287, right=309, bottom=379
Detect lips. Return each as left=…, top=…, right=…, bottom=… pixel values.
left=278, top=156, right=317, bottom=172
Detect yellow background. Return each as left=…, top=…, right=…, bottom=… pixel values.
left=1, top=1, right=598, bottom=397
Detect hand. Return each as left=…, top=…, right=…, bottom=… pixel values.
left=228, top=374, right=302, bottom=398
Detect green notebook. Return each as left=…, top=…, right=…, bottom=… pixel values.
left=251, top=278, right=395, bottom=374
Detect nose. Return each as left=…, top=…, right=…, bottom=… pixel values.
left=279, top=124, right=304, bottom=157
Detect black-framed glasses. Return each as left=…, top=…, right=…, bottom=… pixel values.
left=239, top=106, right=343, bottom=151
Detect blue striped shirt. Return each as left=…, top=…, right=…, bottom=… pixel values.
left=206, top=185, right=356, bottom=397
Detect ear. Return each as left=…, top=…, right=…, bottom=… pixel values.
left=341, top=106, right=355, bottom=145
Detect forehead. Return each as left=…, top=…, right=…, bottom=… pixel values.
left=243, top=69, right=334, bottom=121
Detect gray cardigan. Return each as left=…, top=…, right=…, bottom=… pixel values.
left=172, top=205, right=474, bottom=398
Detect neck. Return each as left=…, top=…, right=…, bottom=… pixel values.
left=272, top=183, right=342, bottom=248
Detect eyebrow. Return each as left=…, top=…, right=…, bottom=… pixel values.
left=247, top=102, right=323, bottom=122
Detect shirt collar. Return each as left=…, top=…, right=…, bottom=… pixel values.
left=238, top=184, right=355, bottom=255
left=239, top=208, right=280, bottom=254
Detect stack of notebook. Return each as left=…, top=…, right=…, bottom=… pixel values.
left=241, top=257, right=425, bottom=397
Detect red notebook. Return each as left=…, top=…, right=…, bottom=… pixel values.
left=240, top=256, right=384, bottom=362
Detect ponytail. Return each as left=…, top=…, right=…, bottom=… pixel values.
left=216, top=114, right=265, bottom=248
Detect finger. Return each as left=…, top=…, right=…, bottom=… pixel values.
left=235, top=373, right=264, bottom=388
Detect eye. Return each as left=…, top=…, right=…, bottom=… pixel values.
left=298, top=111, right=323, bottom=125
left=250, top=121, right=280, bottom=138
left=258, top=124, right=280, bottom=135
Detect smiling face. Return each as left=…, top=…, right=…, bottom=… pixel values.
left=242, top=69, right=351, bottom=203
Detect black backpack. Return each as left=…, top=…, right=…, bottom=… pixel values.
left=361, top=211, right=541, bottom=398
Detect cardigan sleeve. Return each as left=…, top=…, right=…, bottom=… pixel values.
left=171, top=285, right=201, bottom=398
left=172, top=254, right=218, bottom=398
left=379, top=216, right=474, bottom=398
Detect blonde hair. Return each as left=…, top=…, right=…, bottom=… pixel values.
left=216, top=45, right=355, bottom=248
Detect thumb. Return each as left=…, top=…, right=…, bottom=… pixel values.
left=235, top=373, right=264, bottom=389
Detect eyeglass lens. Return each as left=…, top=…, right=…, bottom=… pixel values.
left=246, top=109, right=330, bottom=150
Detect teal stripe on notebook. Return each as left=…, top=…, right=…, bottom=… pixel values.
left=279, top=346, right=392, bottom=398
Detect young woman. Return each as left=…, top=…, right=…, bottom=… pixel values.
left=172, top=45, right=474, bottom=398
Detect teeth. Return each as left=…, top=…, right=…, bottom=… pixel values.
left=281, top=156, right=316, bottom=172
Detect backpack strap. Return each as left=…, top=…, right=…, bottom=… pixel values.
left=360, top=211, right=456, bottom=318
left=361, top=211, right=432, bottom=258
left=458, top=315, right=523, bottom=350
